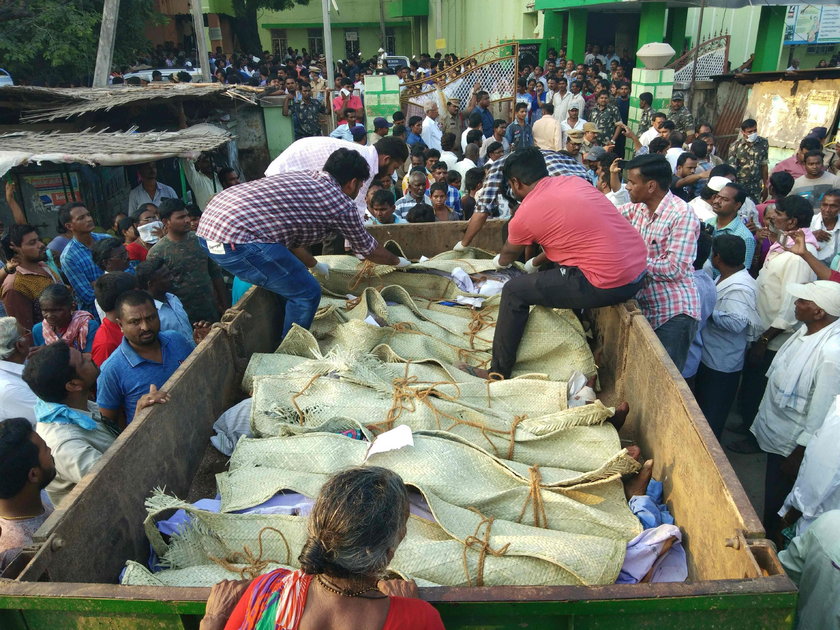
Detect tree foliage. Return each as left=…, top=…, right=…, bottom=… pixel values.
left=0, top=0, right=162, bottom=86
left=231, top=0, right=309, bottom=55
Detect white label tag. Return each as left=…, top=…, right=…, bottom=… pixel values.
left=206, top=240, right=225, bottom=255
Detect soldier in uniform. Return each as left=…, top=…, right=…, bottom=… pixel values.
left=667, top=92, right=696, bottom=141
left=581, top=122, right=600, bottom=156
left=726, top=118, right=770, bottom=202
left=588, top=92, right=622, bottom=147
left=638, top=91, right=654, bottom=135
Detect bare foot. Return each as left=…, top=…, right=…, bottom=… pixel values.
left=455, top=362, right=492, bottom=379
left=625, top=445, right=641, bottom=461
left=624, top=459, right=653, bottom=500
left=607, top=401, right=630, bottom=432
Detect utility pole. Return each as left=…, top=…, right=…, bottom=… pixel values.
left=322, top=0, right=336, bottom=128
left=190, top=0, right=212, bottom=82
left=378, top=0, right=387, bottom=50
left=92, top=0, right=120, bottom=88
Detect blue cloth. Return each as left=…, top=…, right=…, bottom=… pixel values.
left=232, top=276, right=253, bottom=304
left=198, top=239, right=321, bottom=337
left=706, top=215, right=756, bottom=273
left=681, top=269, right=717, bottom=378
left=34, top=399, right=97, bottom=430
left=155, top=293, right=195, bottom=348
left=406, top=132, right=426, bottom=148
left=504, top=121, right=534, bottom=151
left=96, top=330, right=192, bottom=424
left=471, top=106, right=494, bottom=138
left=32, top=319, right=99, bottom=353
left=59, top=233, right=111, bottom=318
left=446, top=185, right=462, bottom=218
left=629, top=479, right=675, bottom=529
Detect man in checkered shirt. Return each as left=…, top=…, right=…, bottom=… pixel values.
left=618, top=154, right=701, bottom=371
left=197, top=149, right=410, bottom=336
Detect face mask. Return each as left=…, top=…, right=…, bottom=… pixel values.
left=746, top=132, right=758, bottom=143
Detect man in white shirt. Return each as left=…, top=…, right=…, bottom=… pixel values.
left=810, top=188, right=840, bottom=262
left=127, top=162, right=178, bottom=217
left=639, top=112, right=667, bottom=147
left=751, top=281, right=840, bottom=535
left=551, top=77, right=572, bottom=124
left=420, top=101, right=442, bottom=151
left=22, top=342, right=120, bottom=507
left=0, top=317, right=37, bottom=425
left=179, top=154, right=222, bottom=211
left=689, top=176, right=729, bottom=222
left=264, top=136, right=408, bottom=215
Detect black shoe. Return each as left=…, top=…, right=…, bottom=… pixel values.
left=726, top=435, right=762, bottom=454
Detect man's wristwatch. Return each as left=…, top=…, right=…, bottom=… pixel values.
left=758, top=335, right=771, bottom=345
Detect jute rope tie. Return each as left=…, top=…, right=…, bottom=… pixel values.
left=209, top=526, right=292, bottom=580
left=461, top=508, right=510, bottom=587
left=388, top=322, right=491, bottom=368
left=465, top=308, right=496, bottom=348
left=349, top=260, right=380, bottom=291
left=517, top=465, right=548, bottom=529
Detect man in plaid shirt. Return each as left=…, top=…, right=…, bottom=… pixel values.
left=197, top=149, right=409, bottom=336
left=58, top=203, right=111, bottom=319
left=618, top=154, right=701, bottom=371
left=453, top=150, right=590, bottom=250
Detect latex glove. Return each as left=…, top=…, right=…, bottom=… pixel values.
left=453, top=240, right=467, bottom=252
left=311, top=262, right=330, bottom=278
left=396, top=256, right=412, bottom=268
left=524, top=258, right=539, bottom=274
left=492, top=254, right=511, bottom=270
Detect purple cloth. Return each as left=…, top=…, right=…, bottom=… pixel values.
left=617, top=524, right=687, bottom=584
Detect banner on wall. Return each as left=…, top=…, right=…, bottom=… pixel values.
left=784, top=5, right=840, bottom=45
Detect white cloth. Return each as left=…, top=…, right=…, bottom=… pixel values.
left=551, top=91, right=573, bottom=124
left=782, top=397, right=840, bottom=536
left=455, top=158, right=477, bottom=182
left=665, top=147, right=684, bottom=173
left=810, top=214, right=840, bottom=262
left=479, top=136, right=510, bottom=160
left=751, top=320, right=840, bottom=456
left=639, top=126, right=659, bottom=147
left=605, top=185, right=630, bottom=207
left=421, top=116, right=442, bottom=151
left=700, top=269, right=761, bottom=373
left=210, top=398, right=253, bottom=456
left=179, top=158, right=222, bottom=210
left=460, top=127, right=476, bottom=153
left=127, top=181, right=178, bottom=215
left=560, top=117, right=585, bottom=147
left=439, top=150, right=458, bottom=171
left=37, top=401, right=117, bottom=506
left=264, top=137, right=379, bottom=215
left=689, top=197, right=716, bottom=222
left=756, top=249, right=817, bottom=351
left=0, top=360, right=37, bottom=425
left=778, top=510, right=840, bottom=630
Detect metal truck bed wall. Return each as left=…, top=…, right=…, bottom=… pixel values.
left=0, top=224, right=796, bottom=629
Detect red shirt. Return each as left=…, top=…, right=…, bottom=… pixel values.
left=507, top=176, right=647, bottom=289
left=91, top=317, right=123, bottom=366
left=125, top=241, right=148, bottom=262
left=831, top=269, right=840, bottom=284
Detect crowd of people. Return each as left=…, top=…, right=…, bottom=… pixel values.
left=2, top=38, right=840, bottom=628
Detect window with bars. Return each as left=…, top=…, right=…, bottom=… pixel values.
left=385, top=28, right=396, bottom=54
left=307, top=29, right=324, bottom=56
left=345, top=29, right=360, bottom=57
left=270, top=29, right=287, bottom=54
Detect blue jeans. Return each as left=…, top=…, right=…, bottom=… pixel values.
left=653, top=314, right=699, bottom=373
left=198, top=239, right=321, bottom=336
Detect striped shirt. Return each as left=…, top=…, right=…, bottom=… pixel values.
left=196, top=171, right=377, bottom=257
left=59, top=233, right=111, bottom=317
left=619, top=192, right=701, bottom=329
left=475, top=150, right=590, bottom=217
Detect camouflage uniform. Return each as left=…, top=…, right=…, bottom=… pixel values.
left=727, top=136, right=769, bottom=201
left=667, top=106, right=695, bottom=136
left=588, top=104, right=622, bottom=145
left=638, top=107, right=653, bottom=135
left=147, top=232, right=222, bottom=323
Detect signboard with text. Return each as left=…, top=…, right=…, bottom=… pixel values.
left=784, top=5, right=840, bottom=45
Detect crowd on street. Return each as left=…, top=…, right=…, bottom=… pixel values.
left=2, top=38, right=840, bottom=630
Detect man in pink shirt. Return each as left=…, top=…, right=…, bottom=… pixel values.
left=469, top=147, right=648, bottom=378
left=331, top=78, right=363, bottom=122
left=771, top=136, right=822, bottom=180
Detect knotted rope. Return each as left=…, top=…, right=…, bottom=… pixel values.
left=209, top=526, right=292, bottom=580
left=517, top=465, right=548, bottom=529
left=461, top=508, right=511, bottom=587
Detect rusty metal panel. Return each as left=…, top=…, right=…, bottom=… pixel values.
left=712, top=80, right=749, bottom=159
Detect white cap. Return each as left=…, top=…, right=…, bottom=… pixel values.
left=706, top=176, right=731, bottom=192
left=787, top=281, right=840, bottom=316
